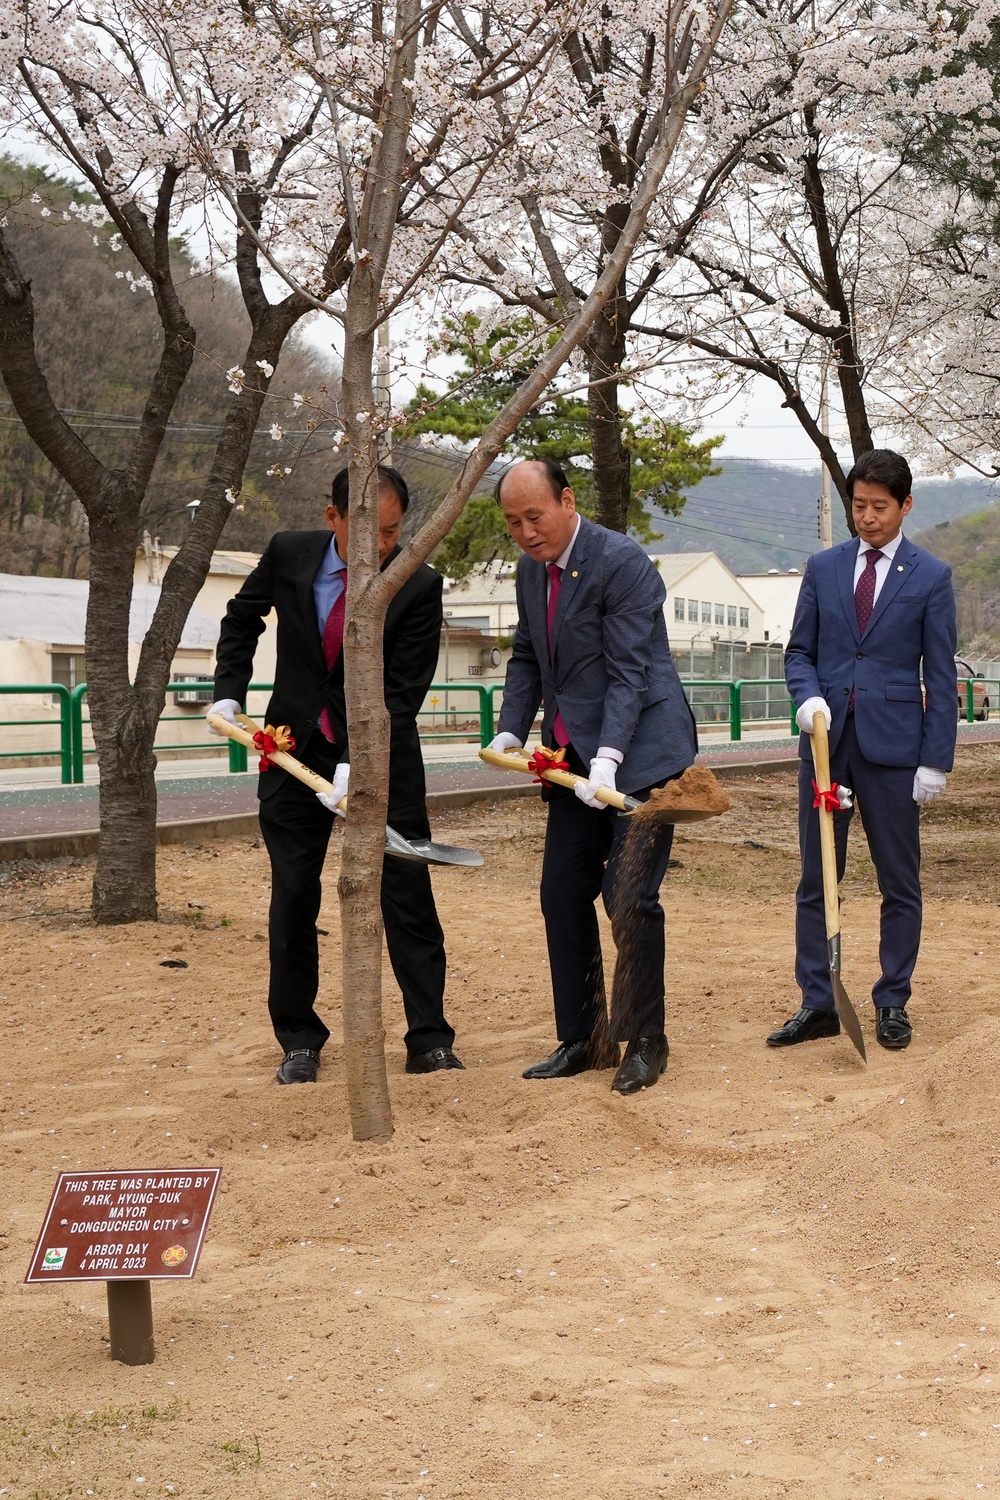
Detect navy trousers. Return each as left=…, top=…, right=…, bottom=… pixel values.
left=796, top=717, right=922, bottom=1012
left=540, top=745, right=676, bottom=1043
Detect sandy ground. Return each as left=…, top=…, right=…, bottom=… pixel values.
left=1, top=748, right=1000, bottom=1500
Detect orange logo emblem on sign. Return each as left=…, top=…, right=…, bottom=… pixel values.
left=161, top=1244, right=188, bottom=1267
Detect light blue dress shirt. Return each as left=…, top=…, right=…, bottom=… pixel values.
left=313, top=536, right=347, bottom=636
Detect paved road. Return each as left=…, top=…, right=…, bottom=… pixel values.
left=2, top=722, right=997, bottom=840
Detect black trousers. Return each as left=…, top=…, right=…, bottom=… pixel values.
left=539, top=745, right=676, bottom=1043
left=796, top=715, right=922, bottom=1011
left=257, top=735, right=453, bottom=1058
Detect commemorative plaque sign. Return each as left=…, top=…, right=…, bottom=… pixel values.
left=25, top=1168, right=222, bottom=1365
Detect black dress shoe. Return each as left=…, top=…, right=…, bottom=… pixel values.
left=522, top=1039, right=593, bottom=1080
left=405, top=1047, right=465, bottom=1073
left=611, top=1035, right=668, bottom=1095
left=876, top=1007, right=912, bottom=1050
left=766, top=1007, right=840, bottom=1047
left=276, top=1048, right=320, bottom=1084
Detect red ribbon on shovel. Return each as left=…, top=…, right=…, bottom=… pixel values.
left=812, top=779, right=841, bottom=815
left=253, top=724, right=296, bottom=773
left=527, top=747, right=570, bottom=785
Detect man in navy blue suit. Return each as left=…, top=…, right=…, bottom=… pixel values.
left=487, top=459, right=697, bottom=1094
left=772, top=448, right=957, bottom=1052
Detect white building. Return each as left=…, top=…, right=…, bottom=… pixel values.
left=0, top=573, right=220, bottom=759
left=653, top=552, right=765, bottom=649
left=135, top=542, right=278, bottom=690
left=737, top=570, right=804, bottom=647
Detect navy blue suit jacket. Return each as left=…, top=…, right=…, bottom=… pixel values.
left=785, top=535, right=957, bottom=771
left=497, top=517, right=697, bottom=793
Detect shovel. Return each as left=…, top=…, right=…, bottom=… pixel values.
left=478, top=746, right=726, bottom=821
left=811, top=713, right=866, bottom=1063
left=206, top=713, right=483, bottom=868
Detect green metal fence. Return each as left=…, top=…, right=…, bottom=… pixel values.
left=4, top=675, right=994, bottom=785
left=961, top=677, right=1000, bottom=723
left=0, top=683, right=72, bottom=782
left=69, top=680, right=277, bottom=780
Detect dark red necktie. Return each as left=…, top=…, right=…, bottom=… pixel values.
left=854, top=549, right=883, bottom=634
left=849, top=550, right=882, bottom=714
left=318, top=577, right=346, bottom=743
left=546, top=563, right=568, bottom=747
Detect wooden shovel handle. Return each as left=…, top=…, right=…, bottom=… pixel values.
left=478, top=745, right=634, bottom=811
left=206, top=712, right=348, bottom=812
left=811, top=713, right=840, bottom=941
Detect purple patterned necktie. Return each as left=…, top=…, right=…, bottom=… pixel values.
left=546, top=563, right=569, bottom=747
left=855, top=549, right=883, bottom=634
left=848, top=549, right=882, bottom=714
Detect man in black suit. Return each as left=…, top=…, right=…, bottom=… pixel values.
left=209, top=465, right=462, bottom=1083
left=487, top=459, right=697, bottom=1095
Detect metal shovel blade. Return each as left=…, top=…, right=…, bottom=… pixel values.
left=828, top=934, right=867, bottom=1062
left=383, top=824, right=484, bottom=868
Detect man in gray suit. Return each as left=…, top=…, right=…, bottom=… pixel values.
left=488, top=459, right=697, bottom=1094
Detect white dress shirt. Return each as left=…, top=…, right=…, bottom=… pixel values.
left=853, top=530, right=904, bottom=606
left=546, top=514, right=581, bottom=603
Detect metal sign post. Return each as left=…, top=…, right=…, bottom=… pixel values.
left=25, top=1167, right=222, bottom=1365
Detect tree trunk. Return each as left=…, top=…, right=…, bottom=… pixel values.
left=338, top=291, right=394, bottom=1143
left=87, top=487, right=159, bottom=922
left=588, top=328, right=630, bottom=532
left=801, top=114, right=874, bottom=478
left=588, top=200, right=630, bottom=532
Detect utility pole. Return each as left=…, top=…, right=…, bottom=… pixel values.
left=819, top=365, right=833, bottom=549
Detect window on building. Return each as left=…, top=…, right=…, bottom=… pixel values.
left=51, top=651, right=86, bottom=690
left=714, top=603, right=725, bottom=625
left=739, top=607, right=750, bottom=629
left=674, top=597, right=685, bottom=622
left=702, top=601, right=712, bottom=623
left=688, top=599, right=699, bottom=621
left=727, top=605, right=737, bottom=626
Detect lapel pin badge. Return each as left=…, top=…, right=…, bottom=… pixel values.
left=897, top=565, right=904, bottom=571
left=571, top=570, right=579, bottom=578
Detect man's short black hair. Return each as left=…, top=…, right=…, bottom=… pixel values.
left=495, top=457, right=570, bottom=504
left=845, top=449, right=912, bottom=504
left=330, top=463, right=410, bottom=515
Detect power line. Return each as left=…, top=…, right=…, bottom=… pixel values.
left=653, top=513, right=817, bottom=558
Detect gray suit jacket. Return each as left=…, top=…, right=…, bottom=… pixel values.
left=497, top=516, right=697, bottom=793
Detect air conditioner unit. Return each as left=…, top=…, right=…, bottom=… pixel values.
left=172, top=674, right=214, bottom=706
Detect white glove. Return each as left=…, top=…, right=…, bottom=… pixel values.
left=317, top=762, right=350, bottom=817
left=796, top=696, right=831, bottom=734
left=574, top=756, right=618, bottom=810
left=487, top=732, right=523, bottom=754
left=207, top=698, right=241, bottom=736
left=913, top=766, right=946, bottom=805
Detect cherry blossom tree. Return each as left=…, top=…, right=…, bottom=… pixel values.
left=0, top=0, right=735, bottom=1141
left=619, top=0, right=1000, bottom=521
left=195, top=0, right=734, bottom=1138
left=0, top=0, right=352, bottom=922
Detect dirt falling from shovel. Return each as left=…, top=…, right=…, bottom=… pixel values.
left=609, top=765, right=730, bottom=1042
left=630, top=764, right=731, bottom=823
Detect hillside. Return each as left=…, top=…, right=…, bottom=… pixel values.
left=913, top=503, right=1000, bottom=639
left=0, top=158, right=336, bottom=575
left=647, top=457, right=999, bottom=573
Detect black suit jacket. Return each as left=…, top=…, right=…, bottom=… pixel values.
left=213, top=530, right=443, bottom=823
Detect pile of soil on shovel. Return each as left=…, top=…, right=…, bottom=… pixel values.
left=632, top=763, right=731, bottom=822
